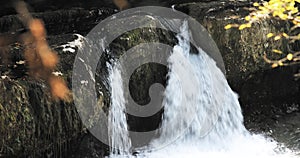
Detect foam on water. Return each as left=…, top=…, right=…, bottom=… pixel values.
left=107, top=21, right=297, bottom=158
left=108, top=64, right=132, bottom=156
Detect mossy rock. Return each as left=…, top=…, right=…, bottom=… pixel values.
left=0, top=79, right=83, bottom=157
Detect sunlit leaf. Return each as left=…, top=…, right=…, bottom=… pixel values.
left=287, top=53, right=293, bottom=60
left=274, top=35, right=281, bottom=40
left=253, top=2, right=260, bottom=7
left=272, top=49, right=283, bottom=54
left=239, top=24, right=248, bottom=30
left=245, top=16, right=251, bottom=21
left=282, top=33, right=289, bottom=38
left=224, top=24, right=232, bottom=29
left=272, top=63, right=278, bottom=68
left=267, top=33, right=274, bottom=38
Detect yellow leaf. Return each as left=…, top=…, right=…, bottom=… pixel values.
left=224, top=24, right=232, bottom=30
left=279, top=14, right=288, bottom=20
left=252, top=15, right=257, bottom=20
left=239, top=24, right=247, bottom=30
left=253, top=2, right=259, bottom=7
left=292, top=20, right=298, bottom=24
left=245, top=16, right=251, bottom=21
left=267, top=33, right=274, bottom=38
left=287, top=53, right=293, bottom=60
left=273, top=11, right=279, bottom=17
left=272, top=49, right=283, bottom=54
left=282, top=33, right=289, bottom=38
left=274, top=35, right=281, bottom=40
left=292, top=8, right=298, bottom=14
left=278, top=61, right=283, bottom=66
left=272, top=63, right=278, bottom=68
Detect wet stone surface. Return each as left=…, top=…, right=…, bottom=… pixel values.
left=0, top=1, right=300, bottom=157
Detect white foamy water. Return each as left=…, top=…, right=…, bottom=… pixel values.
left=107, top=21, right=297, bottom=158
left=108, top=64, right=132, bottom=156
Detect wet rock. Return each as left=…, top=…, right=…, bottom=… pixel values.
left=175, top=1, right=300, bottom=113
left=174, top=2, right=300, bottom=149
left=0, top=0, right=116, bottom=17
left=0, top=8, right=116, bottom=35
left=0, top=0, right=300, bottom=157
left=0, top=78, right=83, bottom=157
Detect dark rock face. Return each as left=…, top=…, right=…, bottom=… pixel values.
left=0, top=0, right=233, bottom=17
left=0, top=8, right=116, bottom=35
left=0, top=79, right=83, bottom=157
left=95, top=26, right=177, bottom=147
left=0, top=0, right=116, bottom=17
left=0, top=0, right=300, bottom=157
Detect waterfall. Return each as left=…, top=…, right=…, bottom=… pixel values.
left=106, top=22, right=297, bottom=158
left=148, top=21, right=248, bottom=150
left=108, top=64, right=132, bottom=156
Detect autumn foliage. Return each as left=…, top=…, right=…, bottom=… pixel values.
left=15, top=1, right=71, bottom=101
left=225, top=0, right=300, bottom=69
left=113, top=0, right=129, bottom=10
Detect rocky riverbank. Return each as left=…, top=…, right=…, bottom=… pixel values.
left=0, top=1, right=299, bottom=157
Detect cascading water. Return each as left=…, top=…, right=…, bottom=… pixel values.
left=108, top=64, right=132, bottom=156
left=106, top=21, right=297, bottom=158
left=148, top=21, right=248, bottom=150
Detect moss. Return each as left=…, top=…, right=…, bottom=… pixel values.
left=174, top=1, right=291, bottom=88
left=0, top=79, right=34, bottom=155
left=0, top=79, right=83, bottom=157
left=0, top=2, right=298, bottom=156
